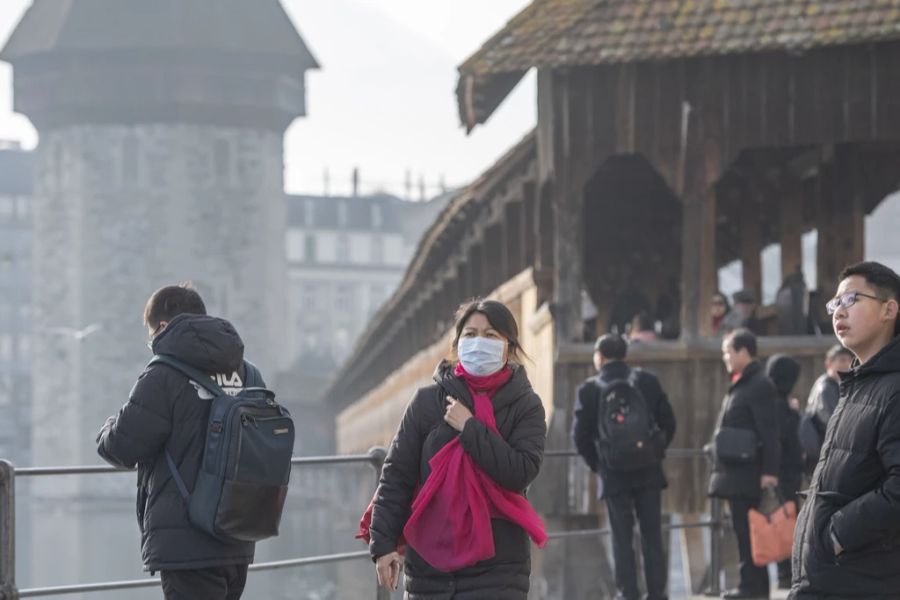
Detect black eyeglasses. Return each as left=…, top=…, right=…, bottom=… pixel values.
left=826, top=291, right=885, bottom=315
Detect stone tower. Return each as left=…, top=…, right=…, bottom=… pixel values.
left=1, top=1, right=317, bottom=590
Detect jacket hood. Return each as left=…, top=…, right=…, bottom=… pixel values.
left=849, top=334, right=900, bottom=377
left=433, top=360, right=534, bottom=411
left=150, top=313, right=244, bottom=373
left=766, top=354, right=801, bottom=396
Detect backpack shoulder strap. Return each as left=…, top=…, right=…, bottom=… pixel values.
left=242, top=360, right=264, bottom=388
left=149, top=354, right=226, bottom=397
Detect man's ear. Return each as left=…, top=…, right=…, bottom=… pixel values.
left=883, top=299, right=899, bottom=326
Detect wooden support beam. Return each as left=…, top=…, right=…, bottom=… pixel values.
left=837, top=146, right=865, bottom=268
left=816, top=157, right=841, bottom=297
left=740, top=187, right=763, bottom=302
left=505, top=199, right=524, bottom=276
left=680, top=59, right=723, bottom=340
left=467, top=242, right=484, bottom=299
left=780, top=172, right=805, bottom=278
left=484, top=222, right=505, bottom=292
left=523, top=181, right=537, bottom=267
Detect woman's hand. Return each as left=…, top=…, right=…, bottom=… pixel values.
left=375, top=551, right=402, bottom=591
left=444, top=396, right=473, bottom=432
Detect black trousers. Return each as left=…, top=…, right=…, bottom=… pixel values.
left=728, top=497, right=769, bottom=595
left=160, top=564, right=248, bottom=600
left=606, top=487, right=667, bottom=600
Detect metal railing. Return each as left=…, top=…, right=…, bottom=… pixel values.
left=0, top=447, right=725, bottom=599
left=543, top=448, right=724, bottom=596
left=0, top=450, right=391, bottom=600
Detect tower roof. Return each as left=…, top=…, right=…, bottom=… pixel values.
left=1, top=0, right=318, bottom=71
left=1, top=0, right=319, bottom=131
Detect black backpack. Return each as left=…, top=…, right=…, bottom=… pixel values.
left=151, top=354, right=295, bottom=543
left=596, top=369, right=664, bottom=472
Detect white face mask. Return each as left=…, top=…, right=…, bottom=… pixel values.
left=457, top=336, right=506, bottom=376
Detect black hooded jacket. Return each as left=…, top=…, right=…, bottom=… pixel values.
left=369, top=361, right=546, bottom=599
left=791, top=336, right=900, bottom=598
left=708, top=360, right=780, bottom=499
left=766, top=354, right=804, bottom=498
left=97, top=314, right=263, bottom=571
left=571, top=361, right=677, bottom=498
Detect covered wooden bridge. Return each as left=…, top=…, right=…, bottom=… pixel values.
left=326, top=1, right=900, bottom=596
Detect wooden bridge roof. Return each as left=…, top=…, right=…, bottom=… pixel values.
left=458, top=0, right=900, bottom=129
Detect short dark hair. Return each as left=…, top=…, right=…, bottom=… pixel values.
left=825, top=344, right=853, bottom=363
left=451, top=299, right=528, bottom=364
left=143, top=283, right=206, bottom=328
left=839, top=261, right=900, bottom=335
left=594, top=334, right=627, bottom=361
left=726, top=328, right=757, bottom=357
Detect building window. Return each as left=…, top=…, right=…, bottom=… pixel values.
left=337, top=201, right=348, bottom=227
left=0, top=335, right=11, bottom=361
left=336, top=234, right=350, bottom=263
left=304, top=234, right=317, bottom=262
left=286, top=231, right=304, bottom=262
left=372, top=204, right=383, bottom=229
left=122, top=134, right=139, bottom=183
left=304, top=200, right=315, bottom=226
left=214, top=139, right=232, bottom=181
left=0, top=197, right=13, bottom=220
left=371, top=236, right=384, bottom=265
left=15, top=197, right=29, bottom=220
left=300, top=282, right=318, bottom=311
left=335, top=283, right=354, bottom=313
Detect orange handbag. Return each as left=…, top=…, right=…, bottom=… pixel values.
left=748, top=498, right=797, bottom=566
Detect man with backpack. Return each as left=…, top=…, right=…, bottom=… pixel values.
left=97, top=284, right=293, bottom=600
left=573, top=334, right=677, bottom=600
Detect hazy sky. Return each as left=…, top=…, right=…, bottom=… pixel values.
left=0, top=0, right=536, bottom=197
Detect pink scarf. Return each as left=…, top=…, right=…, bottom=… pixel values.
left=401, top=363, right=547, bottom=572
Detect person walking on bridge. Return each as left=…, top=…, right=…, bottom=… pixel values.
left=366, top=299, right=547, bottom=599
left=96, top=284, right=266, bottom=600
left=572, top=334, right=676, bottom=600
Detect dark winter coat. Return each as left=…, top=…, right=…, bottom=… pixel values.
left=802, top=374, right=841, bottom=471
left=571, top=361, right=677, bottom=498
left=766, top=354, right=804, bottom=499
left=369, top=361, right=546, bottom=599
left=708, top=360, right=780, bottom=499
left=791, top=336, right=900, bottom=599
left=97, top=314, right=263, bottom=572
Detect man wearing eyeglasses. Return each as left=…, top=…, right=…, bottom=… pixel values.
left=791, top=261, right=900, bottom=599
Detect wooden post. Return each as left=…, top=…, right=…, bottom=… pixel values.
left=833, top=145, right=865, bottom=272
left=740, top=187, right=763, bottom=303
left=484, top=222, right=505, bottom=292
left=523, top=181, right=537, bottom=266
left=680, top=60, right=722, bottom=341
left=816, top=157, right=841, bottom=297
left=468, top=242, right=484, bottom=298
left=780, top=173, right=805, bottom=278
left=505, top=199, right=524, bottom=276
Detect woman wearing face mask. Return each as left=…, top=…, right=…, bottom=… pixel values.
left=366, top=299, right=547, bottom=599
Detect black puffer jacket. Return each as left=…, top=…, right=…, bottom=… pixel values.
left=708, top=360, right=780, bottom=499
left=766, top=354, right=804, bottom=499
left=369, top=361, right=546, bottom=599
left=97, top=314, right=263, bottom=571
left=572, top=361, right=677, bottom=498
left=791, top=336, right=900, bottom=599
